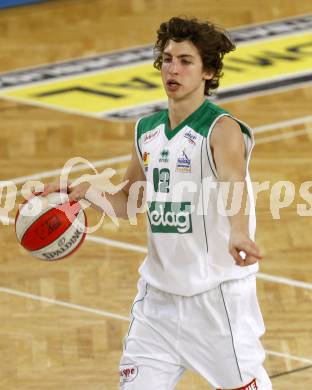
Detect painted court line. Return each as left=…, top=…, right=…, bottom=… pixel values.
left=1, top=216, right=14, bottom=224
left=0, top=285, right=311, bottom=365
left=9, top=154, right=131, bottom=185
left=1, top=216, right=311, bottom=291
left=0, top=286, right=129, bottom=322
left=256, top=128, right=312, bottom=144
left=0, top=216, right=14, bottom=225
left=253, top=115, right=312, bottom=134
left=86, top=237, right=312, bottom=291
left=266, top=350, right=312, bottom=365
left=1, top=216, right=147, bottom=252
left=84, top=236, right=312, bottom=291
left=3, top=115, right=311, bottom=186
left=2, top=167, right=127, bottom=201
left=87, top=235, right=147, bottom=254
left=257, top=273, right=312, bottom=290
left=1, top=122, right=309, bottom=201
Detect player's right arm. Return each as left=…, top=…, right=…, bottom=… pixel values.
left=103, top=142, right=146, bottom=219
left=42, top=141, right=146, bottom=220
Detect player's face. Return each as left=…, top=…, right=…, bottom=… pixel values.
left=161, top=39, right=213, bottom=101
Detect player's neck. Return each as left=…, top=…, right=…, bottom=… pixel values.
left=167, top=94, right=206, bottom=131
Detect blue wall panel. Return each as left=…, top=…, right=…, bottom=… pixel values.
left=0, top=0, right=47, bottom=9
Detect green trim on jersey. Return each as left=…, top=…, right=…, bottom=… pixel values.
left=164, top=99, right=219, bottom=140
left=137, top=110, right=166, bottom=139
left=136, top=110, right=166, bottom=158
left=137, top=99, right=251, bottom=147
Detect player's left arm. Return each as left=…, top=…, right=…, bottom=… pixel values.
left=210, top=116, right=262, bottom=267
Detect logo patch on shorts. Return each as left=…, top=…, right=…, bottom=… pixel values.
left=119, top=365, right=138, bottom=383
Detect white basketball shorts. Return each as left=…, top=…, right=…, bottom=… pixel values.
left=119, top=274, right=272, bottom=389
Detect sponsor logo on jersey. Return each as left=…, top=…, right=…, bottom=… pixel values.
left=148, top=201, right=192, bottom=234
left=143, top=128, right=160, bottom=144
left=159, top=149, right=169, bottom=163
left=176, top=149, right=191, bottom=173
left=184, top=130, right=197, bottom=145
left=119, top=365, right=138, bottom=383
left=143, top=151, right=150, bottom=171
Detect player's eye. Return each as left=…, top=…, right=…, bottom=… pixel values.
left=182, top=59, right=192, bottom=64
left=163, top=57, right=171, bottom=63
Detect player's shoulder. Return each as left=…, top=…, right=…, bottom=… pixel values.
left=136, top=109, right=167, bottom=138
left=204, top=99, right=229, bottom=116
left=205, top=101, right=238, bottom=125
left=185, top=99, right=230, bottom=138
left=214, top=115, right=241, bottom=130
left=211, top=117, right=244, bottom=148
left=205, top=100, right=252, bottom=139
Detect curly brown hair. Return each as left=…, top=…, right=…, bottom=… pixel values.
left=154, top=17, right=235, bottom=96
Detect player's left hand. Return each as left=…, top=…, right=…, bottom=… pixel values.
left=229, top=232, right=262, bottom=266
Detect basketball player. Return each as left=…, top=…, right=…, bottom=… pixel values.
left=43, top=17, right=272, bottom=390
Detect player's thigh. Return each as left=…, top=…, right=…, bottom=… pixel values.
left=181, top=274, right=271, bottom=389
left=120, top=363, right=184, bottom=390
left=120, top=282, right=184, bottom=389
left=216, top=275, right=272, bottom=389
left=120, top=319, right=184, bottom=389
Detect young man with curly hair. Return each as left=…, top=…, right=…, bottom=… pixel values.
left=117, top=17, right=272, bottom=390
left=43, top=16, right=272, bottom=390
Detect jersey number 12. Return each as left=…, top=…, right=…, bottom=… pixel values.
left=153, top=168, right=170, bottom=193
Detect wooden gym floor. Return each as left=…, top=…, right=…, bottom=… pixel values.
left=0, top=1, right=311, bottom=389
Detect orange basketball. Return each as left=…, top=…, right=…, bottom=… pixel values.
left=15, top=192, right=87, bottom=260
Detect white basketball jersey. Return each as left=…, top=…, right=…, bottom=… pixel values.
left=135, top=99, right=258, bottom=296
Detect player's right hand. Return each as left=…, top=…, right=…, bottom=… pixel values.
left=34, top=181, right=78, bottom=200
left=229, top=231, right=262, bottom=267
left=39, top=181, right=72, bottom=197
left=40, top=181, right=91, bottom=202
left=67, top=182, right=91, bottom=202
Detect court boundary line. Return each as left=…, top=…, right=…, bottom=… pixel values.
left=0, top=13, right=311, bottom=383
left=8, top=154, right=131, bottom=185
left=2, top=166, right=128, bottom=201
left=86, top=236, right=312, bottom=291
left=2, top=216, right=312, bottom=291
left=3, top=114, right=311, bottom=186
left=0, top=285, right=311, bottom=366
left=86, top=235, right=312, bottom=290
left=269, top=364, right=312, bottom=379
left=0, top=286, right=129, bottom=321
left=253, top=115, right=312, bottom=134
left=266, top=350, right=312, bottom=365
left=1, top=117, right=311, bottom=368
left=256, top=127, right=312, bottom=143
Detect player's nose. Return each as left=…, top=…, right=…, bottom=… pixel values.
left=168, top=58, right=179, bottom=74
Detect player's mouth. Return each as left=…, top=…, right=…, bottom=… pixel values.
left=166, top=79, right=181, bottom=92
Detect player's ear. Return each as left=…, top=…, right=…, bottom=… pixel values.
left=203, top=69, right=214, bottom=81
